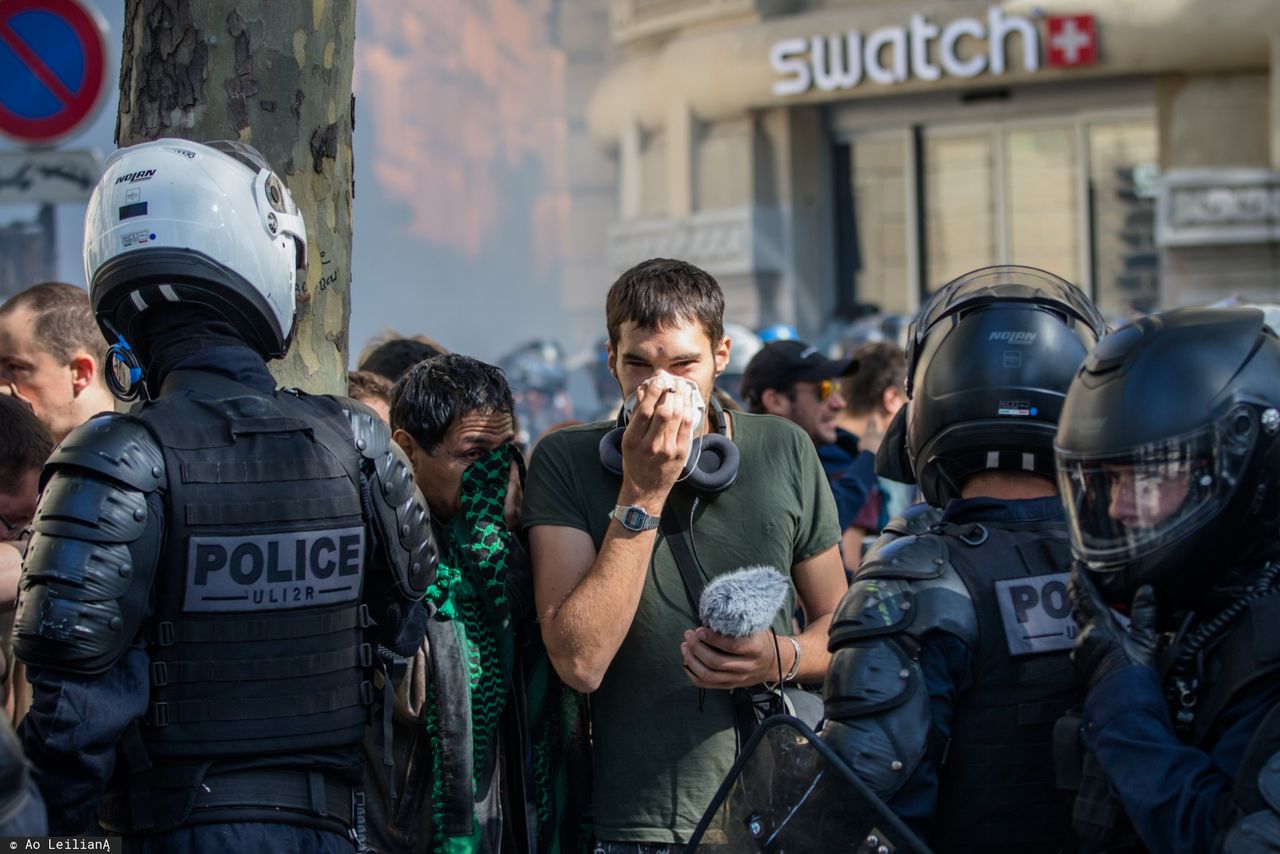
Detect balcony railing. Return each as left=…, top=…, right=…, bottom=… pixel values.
left=610, top=0, right=793, bottom=46
left=607, top=206, right=784, bottom=276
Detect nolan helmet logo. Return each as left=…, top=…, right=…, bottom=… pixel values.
left=989, top=331, right=1037, bottom=344
left=115, top=169, right=156, bottom=185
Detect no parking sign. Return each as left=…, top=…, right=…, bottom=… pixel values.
left=0, top=0, right=108, bottom=146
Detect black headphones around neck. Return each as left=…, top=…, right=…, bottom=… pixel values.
left=598, top=393, right=740, bottom=493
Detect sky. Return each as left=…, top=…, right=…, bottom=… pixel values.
left=0, top=0, right=580, bottom=365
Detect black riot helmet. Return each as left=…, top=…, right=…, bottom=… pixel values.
left=1055, top=307, right=1280, bottom=604
left=905, top=265, right=1106, bottom=506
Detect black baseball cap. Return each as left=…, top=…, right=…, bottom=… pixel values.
left=740, top=340, right=857, bottom=404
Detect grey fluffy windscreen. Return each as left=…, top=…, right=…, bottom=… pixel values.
left=698, top=566, right=789, bottom=637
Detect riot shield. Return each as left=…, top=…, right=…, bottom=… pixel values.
left=685, top=715, right=931, bottom=854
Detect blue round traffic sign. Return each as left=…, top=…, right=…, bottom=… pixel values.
left=0, top=0, right=108, bottom=145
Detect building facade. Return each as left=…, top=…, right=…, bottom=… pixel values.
left=586, top=0, right=1280, bottom=334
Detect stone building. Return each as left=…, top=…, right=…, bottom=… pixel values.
left=584, top=0, right=1280, bottom=334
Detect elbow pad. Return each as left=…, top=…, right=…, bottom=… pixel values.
left=344, top=403, right=438, bottom=600
left=822, top=532, right=977, bottom=799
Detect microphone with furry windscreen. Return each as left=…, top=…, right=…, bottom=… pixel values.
left=698, top=566, right=790, bottom=638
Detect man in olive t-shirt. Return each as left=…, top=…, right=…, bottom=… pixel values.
left=522, top=259, right=847, bottom=849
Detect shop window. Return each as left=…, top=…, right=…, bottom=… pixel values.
left=639, top=128, right=667, bottom=218
left=843, top=109, right=1157, bottom=317
left=924, top=131, right=997, bottom=288
left=1005, top=125, right=1080, bottom=284
left=847, top=134, right=910, bottom=314
left=695, top=120, right=752, bottom=211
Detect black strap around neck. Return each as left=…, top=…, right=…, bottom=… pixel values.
left=660, top=501, right=705, bottom=615
left=662, top=499, right=770, bottom=753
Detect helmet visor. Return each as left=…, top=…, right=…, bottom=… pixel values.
left=916, top=265, right=1105, bottom=340
left=907, top=265, right=1106, bottom=398
left=206, top=139, right=273, bottom=175
left=1055, top=407, right=1257, bottom=570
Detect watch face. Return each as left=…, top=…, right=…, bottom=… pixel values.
left=623, top=507, right=646, bottom=530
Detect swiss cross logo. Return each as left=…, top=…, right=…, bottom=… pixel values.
left=1046, top=15, right=1098, bottom=67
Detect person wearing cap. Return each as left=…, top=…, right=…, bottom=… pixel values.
left=741, top=341, right=875, bottom=573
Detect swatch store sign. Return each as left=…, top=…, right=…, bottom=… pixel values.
left=770, top=8, right=1098, bottom=96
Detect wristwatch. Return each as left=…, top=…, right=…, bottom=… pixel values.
left=609, top=503, right=660, bottom=532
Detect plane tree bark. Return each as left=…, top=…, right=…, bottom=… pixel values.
left=115, top=0, right=356, bottom=393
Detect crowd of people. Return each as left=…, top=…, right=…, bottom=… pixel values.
left=0, top=137, right=1277, bottom=854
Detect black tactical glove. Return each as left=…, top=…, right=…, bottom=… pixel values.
left=1069, top=567, right=1159, bottom=690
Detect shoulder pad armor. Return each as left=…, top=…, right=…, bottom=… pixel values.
left=831, top=533, right=977, bottom=651
left=342, top=403, right=437, bottom=600
left=858, top=533, right=948, bottom=582
left=825, top=634, right=917, bottom=716
left=822, top=529, right=967, bottom=800
left=15, top=467, right=161, bottom=675
left=883, top=503, right=943, bottom=539
left=862, top=503, right=942, bottom=563
left=829, top=578, right=915, bottom=647
left=822, top=661, right=932, bottom=799
left=342, top=398, right=392, bottom=461
left=44, top=413, right=165, bottom=492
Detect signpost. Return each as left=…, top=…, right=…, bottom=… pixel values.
left=0, top=0, right=108, bottom=297
left=0, top=147, right=100, bottom=203
left=0, top=0, right=108, bottom=146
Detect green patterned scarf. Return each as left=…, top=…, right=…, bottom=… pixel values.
left=421, top=442, right=593, bottom=854
left=424, top=444, right=519, bottom=854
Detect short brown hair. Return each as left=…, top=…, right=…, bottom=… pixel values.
left=843, top=341, right=906, bottom=415
left=605, top=259, right=725, bottom=348
left=0, top=396, right=52, bottom=488
left=347, top=370, right=392, bottom=407
left=0, top=282, right=107, bottom=367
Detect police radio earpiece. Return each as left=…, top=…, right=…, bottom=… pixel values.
left=102, top=320, right=148, bottom=403
left=598, top=385, right=739, bottom=493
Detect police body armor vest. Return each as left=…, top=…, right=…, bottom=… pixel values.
left=933, top=520, right=1080, bottom=853
left=100, top=380, right=374, bottom=833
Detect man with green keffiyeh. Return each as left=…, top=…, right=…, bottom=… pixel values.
left=360, top=354, right=590, bottom=854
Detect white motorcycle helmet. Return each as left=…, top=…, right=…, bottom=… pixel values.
left=724, top=322, right=762, bottom=376
left=84, top=139, right=307, bottom=362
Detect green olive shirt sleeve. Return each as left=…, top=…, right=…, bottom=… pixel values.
left=522, top=427, right=595, bottom=535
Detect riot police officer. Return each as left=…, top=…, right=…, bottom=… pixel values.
left=822, top=266, right=1107, bottom=852
left=15, top=140, right=437, bottom=851
left=1057, top=307, right=1280, bottom=852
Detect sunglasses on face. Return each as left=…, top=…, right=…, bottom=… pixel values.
left=812, top=378, right=839, bottom=401
left=790, top=378, right=838, bottom=402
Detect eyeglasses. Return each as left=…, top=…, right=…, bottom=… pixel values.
left=799, top=378, right=838, bottom=401
left=788, top=379, right=839, bottom=403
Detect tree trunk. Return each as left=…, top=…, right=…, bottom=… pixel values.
left=115, top=0, right=355, bottom=394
